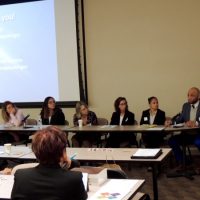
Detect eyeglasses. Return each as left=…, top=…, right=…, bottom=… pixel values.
left=48, top=101, right=55, bottom=104
left=119, top=103, right=127, bottom=106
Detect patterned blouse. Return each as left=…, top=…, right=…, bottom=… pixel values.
left=73, top=111, right=98, bottom=126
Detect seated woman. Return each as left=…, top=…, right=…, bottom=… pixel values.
left=11, top=126, right=87, bottom=200
left=40, top=96, right=65, bottom=125
left=106, top=97, right=137, bottom=148
left=140, top=96, right=166, bottom=148
left=72, top=101, right=98, bottom=147
left=1, top=101, right=25, bottom=142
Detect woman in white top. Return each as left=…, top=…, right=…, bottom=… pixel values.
left=1, top=101, right=24, bottom=142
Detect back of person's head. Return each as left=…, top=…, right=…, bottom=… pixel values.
left=32, top=126, right=67, bottom=165
left=75, top=101, right=88, bottom=118
left=1, top=101, right=16, bottom=122
left=114, top=97, right=128, bottom=113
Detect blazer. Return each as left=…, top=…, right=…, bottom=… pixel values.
left=11, top=164, right=87, bottom=200
left=176, top=102, right=200, bottom=123
left=42, top=108, right=65, bottom=125
left=140, top=109, right=166, bottom=125
left=110, top=110, right=135, bottom=125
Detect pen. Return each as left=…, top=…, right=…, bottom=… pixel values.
left=70, top=153, right=77, bottom=160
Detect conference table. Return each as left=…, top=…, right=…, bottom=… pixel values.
left=0, top=172, right=145, bottom=200
left=0, top=146, right=171, bottom=200
left=0, top=123, right=199, bottom=134
left=0, top=124, right=199, bottom=199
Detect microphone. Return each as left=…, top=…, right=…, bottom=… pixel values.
left=22, top=114, right=30, bottom=123
left=171, top=112, right=181, bottom=124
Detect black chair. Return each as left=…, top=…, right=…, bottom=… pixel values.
left=107, top=168, right=128, bottom=179
left=96, top=117, right=109, bottom=147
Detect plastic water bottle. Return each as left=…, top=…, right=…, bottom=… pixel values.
left=37, top=116, right=42, bottom=129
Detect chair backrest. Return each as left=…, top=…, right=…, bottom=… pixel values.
left=97, top=118, right=108, bottom=125
left=65, top=120, right=69, bottom=126
left=11, top=163, right=39, bottom=175
left=26, top=118, right=37, bottom=125
left=107, top=168, right=128, bottom=179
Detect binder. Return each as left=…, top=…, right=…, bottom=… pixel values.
left=131, top=149, right=162, bottom=159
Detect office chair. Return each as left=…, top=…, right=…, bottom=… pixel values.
left=96, top=117, right=109, bottom=147
left=107, top=168, right=128, bottom=179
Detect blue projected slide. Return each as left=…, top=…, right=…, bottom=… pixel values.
left=0, top=0, right=58, bottom=102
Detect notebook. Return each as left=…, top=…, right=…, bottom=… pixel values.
left=131, top=148, right=162, bottom=159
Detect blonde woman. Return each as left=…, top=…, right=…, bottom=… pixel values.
left=1, top=101, right=24, bottom=142
left=72, top=101, right=98, bottom=147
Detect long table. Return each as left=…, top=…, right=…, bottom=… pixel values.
left=0, top=146, right=171, bottom=200
left=0, top=124, right=198, bottom=199
left=0, top=173, right=145, bottom=200
left=0, top=124, right=199, bottom=134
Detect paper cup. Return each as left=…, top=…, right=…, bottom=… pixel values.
left=78, top=119, right=83, bottom=127
left=4, top=143, right=12, bottom=154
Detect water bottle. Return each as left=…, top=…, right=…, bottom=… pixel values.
left=37, top=116, right=42, bottom=129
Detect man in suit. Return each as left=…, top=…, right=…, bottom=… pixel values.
left=168, top=87, right=200, bottom=164
left=11, top=126, right=87, bottom=200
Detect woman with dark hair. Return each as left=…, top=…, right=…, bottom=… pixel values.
left=11, top=126, right=87, bottom=200
left=72, top=101, right=98, bottom=147
left=106, top=97, right=137, bottom=148
left=1, top=101, right=25, bottom=142
left=140, top=96, right=166, bottom=148
left=40, top=96, right=65, bottom=125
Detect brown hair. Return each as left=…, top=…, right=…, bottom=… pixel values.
left=32, top=126, right=67, bottom=165
left=114, top=97, right=128, bottom=113
left=1, top=101, right=17, bottom=122
left=40, top=96, right=56, bottom=119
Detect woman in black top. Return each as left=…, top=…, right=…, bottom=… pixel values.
left=106, top=97, right=137, bottom=148
left=11, top=126, right=87, bottom=200
left=40, top=96, right=65, bottom=125
left=140, top=96, right=166, bottom=148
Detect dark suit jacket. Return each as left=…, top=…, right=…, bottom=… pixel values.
left=176, top=102, right=200, bottom=123
left=140, top=109, right=166, bottom=125
left=42, top=108, right=65, bottom=125
left=11, top=164, right=87, bottom=200
left=110, top=110, right=135, bottom=125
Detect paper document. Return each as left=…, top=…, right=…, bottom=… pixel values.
left=147, top=127, right=165, bottom=131
left=100, top=125, right=109, bottom=128
left=131, top=149, right=162, bottom=159
left=82, top=173, right=88, bottom=191
left=88, top=179, right=139, bottom=200
left=0, top=175, right=14, bottom=199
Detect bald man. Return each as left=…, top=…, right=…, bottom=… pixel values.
left=169, top=87, right=200, bottom=165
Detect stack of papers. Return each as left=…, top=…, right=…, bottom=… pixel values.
left=131, top=149, right=162, bottom=159
left=88, top=179, right=139, bottom=200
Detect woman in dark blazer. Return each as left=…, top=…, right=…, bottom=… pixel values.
left=107, top=97, right=137, bottom=147
left=40, top=96, right=65, bottom=125
left=11, top=126, right=87, bottom=200
left=140, top=96, right=166, bottom=148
